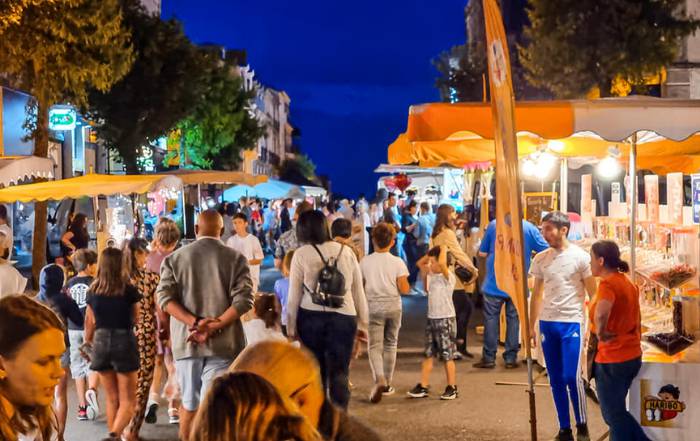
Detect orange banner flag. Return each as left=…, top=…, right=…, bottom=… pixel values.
left=483, top=0, right=529, bottom=333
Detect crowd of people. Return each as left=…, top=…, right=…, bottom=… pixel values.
left=0, top=191, right=650, bottom=441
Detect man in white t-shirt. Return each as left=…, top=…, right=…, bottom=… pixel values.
left=0, top=231, right=26, bottom=297
left=360, top=222, right=410, bottom=404
left=226, top=213, right=264, bottom=293
left=529, top=212, right=597, bottom=441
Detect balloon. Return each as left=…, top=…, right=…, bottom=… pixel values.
left=394, top=173, right=412, bottom=192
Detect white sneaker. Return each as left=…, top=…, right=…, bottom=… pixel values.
left=168, top=407, right=180, bottom=425
left=85, top=388, right=99, bottom=420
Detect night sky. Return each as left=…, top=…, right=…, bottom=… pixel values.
left=162, top=0, right=467, bottom=197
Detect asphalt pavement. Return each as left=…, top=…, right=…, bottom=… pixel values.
left=64, top=257, right=608, bottom=441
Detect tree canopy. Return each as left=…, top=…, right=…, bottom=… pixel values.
left=85, top=0, right=208, bottom=172
left=521, top=0, right=700, bottom=98
left=177, top=58, right=263, bottom=170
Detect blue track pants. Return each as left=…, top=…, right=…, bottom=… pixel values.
left=539, top=320, right=587, bottom=430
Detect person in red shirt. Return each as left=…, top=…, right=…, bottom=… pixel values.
left=589, top=240, right=649, bottom=441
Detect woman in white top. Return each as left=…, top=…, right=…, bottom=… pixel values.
left=287, top=210, right=369, bottom=410
left=0, top=232, right=27, bottom=298
left=355, top=203, right=372, bottom=256
left=0, top=295, right=66, bottom=441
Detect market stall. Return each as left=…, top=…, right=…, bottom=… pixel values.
left=0, top=173, right=183, bottom=259
left=388, top=98, right=700, bottom=440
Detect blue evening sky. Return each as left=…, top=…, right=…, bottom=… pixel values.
left=162, top=0, right=467, bottom=197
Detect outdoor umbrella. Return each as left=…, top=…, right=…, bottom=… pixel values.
left=223, top=185, right=257, bottom=201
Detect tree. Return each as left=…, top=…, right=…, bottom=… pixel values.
left=521, top=0, right=700, bottom=98
left=0, top=0, right=133, bottom=281
left=0, top=0, right=54, bottom=32
left=277, top=153, right=318, bottom=185
left=177, top=59, right=264, bottom=170
left=434, top=43, right=489, bottom=102
left=86, top=0, right=208, bottom=173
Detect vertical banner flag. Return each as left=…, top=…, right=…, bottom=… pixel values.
left=667, top=172, right=684, bottom=225
left=484, top=0, right=527, bottom=325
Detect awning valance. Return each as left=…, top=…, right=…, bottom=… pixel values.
left=0, top=156, right=54, bottom=188
left=162, top=169, right=267, bottom=186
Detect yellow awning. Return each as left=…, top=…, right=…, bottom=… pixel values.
left=162, top=169, right=267, bottom=186
left=0, top=174, right=182, bottom=203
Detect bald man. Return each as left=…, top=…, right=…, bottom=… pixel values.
left=157, top=209, right=254, bottom=440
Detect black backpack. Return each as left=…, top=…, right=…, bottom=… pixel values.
left=304, top=243, right=347, bottom=308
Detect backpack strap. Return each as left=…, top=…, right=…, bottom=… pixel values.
left=333, top=243, right=345, bottom=268
left=311, top=244, right=329, bottom=266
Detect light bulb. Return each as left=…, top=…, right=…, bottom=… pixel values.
left=548, top=140, right=565, bottom=153
left=534, top=152, right=557, bottom=179
left=597, top=156, right=621, bottom=178
left=522, top=158, right=536, bottom=177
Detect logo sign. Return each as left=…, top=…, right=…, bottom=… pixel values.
left=488, top=40, right=507, bottom=87
left=48, top=108, right=77, bottom=131
left=640, top=380, right=687, bottom=429
left=692, top=174, right=700, bottom=224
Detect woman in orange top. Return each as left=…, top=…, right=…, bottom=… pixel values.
left=589, top=240, right=649, bottom=441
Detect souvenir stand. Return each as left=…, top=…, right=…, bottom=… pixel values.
left=389, top=98, right=700, bottom=440
left=0, top=173, right=183, bottom=254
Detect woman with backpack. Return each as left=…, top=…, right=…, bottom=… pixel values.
left=287, top=210, right=369, bottom=410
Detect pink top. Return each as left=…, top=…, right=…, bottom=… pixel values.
left=146, top=249, right=170, bottom=275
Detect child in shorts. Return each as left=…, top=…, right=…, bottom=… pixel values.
left=66, top=249, right=101, bottom=420
left=408, top=245, right=458, bottom=400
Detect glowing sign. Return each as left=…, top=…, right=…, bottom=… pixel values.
left=48, top=108, right=77, bottom=131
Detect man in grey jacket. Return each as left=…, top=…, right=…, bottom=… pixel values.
left=157, top=209, right=254, bottom=441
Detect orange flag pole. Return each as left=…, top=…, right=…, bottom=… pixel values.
left=482, top=0, right=538, bottom=440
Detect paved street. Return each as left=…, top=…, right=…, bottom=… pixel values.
left=64, top=259, right=607, bottom=440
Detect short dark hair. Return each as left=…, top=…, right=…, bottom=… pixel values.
left=407, top=200, right=417, bottom=210
left=659, top=384, right=680, bottom=400
left=420, top=202, right=430, bottom=211
left=72, top=248, right=98, bottom=273
left=371, top=223, right=395, bottom=249
left=331, top=218, right=352, bottom=239
left=427, top=246, right=454, bottom=266
left=0, top=204, right=7, bottom=221
left=387, top=193, right=396, bottom=200
left=542, top=211, right=570, bottom=231
left=297, top=210, right=331, bottom=245
left=233, top=213, right=248, bottom=223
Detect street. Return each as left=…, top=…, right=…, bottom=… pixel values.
left=64, top=260, right=607, bottom=441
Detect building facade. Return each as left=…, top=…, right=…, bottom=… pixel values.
left=237, top=65, right=294, bottom=177
left=663, top=0, right=700, bottom=98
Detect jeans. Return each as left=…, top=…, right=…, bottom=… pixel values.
left=452, top=290, right=473, bottom=353
left=298, top=308, right=357, bottom=409
left=482, top=294, right=519, bottom=363
left=403, top=239, right=420, bottom=284
left=367, top=310, right=402, bottom=385
left=595, top=357, right=649, bottom=441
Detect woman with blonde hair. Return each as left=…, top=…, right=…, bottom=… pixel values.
left=191, top=371, right=321, bottom=441
left=230, top=341, right=381, bottom=441
left=0, top=295, right=66, bottom=441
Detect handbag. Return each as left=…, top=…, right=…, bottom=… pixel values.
left=454, top=264, right=474, bottom=284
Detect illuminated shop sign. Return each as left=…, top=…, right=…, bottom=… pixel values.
left=48, top=107, right=77, bottom=131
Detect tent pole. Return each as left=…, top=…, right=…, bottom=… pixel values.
left=197, top=184, right=202, bottom=213
left=181, top=188, right=187, bottom=239
left=560, top=158, right=568, bottom=212
left=630, top=134, right=638, bottom=282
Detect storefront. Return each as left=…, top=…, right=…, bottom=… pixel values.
left=388, top=98, right=700, bottom=440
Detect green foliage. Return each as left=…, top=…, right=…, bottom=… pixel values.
left=177, top=59, right=264, bottom=170
left=434, top=44, right=488, bottom=102
left=85, top=0, right=208, bottom=172
left=277, top=153, right=317, bottom=183
left=521, top=0, right=700, bottom=98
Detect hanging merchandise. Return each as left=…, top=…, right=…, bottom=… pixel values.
left=479, top=168, right=494, bottom=200
left=463, top=169, right=476, bottom=205
left=645, top=175, right=660, bottom=224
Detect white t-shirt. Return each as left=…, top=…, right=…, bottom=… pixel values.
left=0, top=224, right=12, bottom=260
left=360, top=252, right=409, bottom=313
left=529, top=244, right=592, bottom=323
left=0, top=262, right=27, bottom=298
left=242, top=318, right=288, bottom=346
left=226, top=234, right=264, bottom=292
left=426, top=272, right=456, bottom=319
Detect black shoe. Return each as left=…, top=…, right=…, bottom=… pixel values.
left=462, top=351, right=475, bottom=359
left=407, top=383, right=429, bottom=398
left=575, top=423, right=590, bottom=441
left=553, top=428, right=574, bottom=441
left=473, top=359, right=496, bottom=369
left=440, top=385, right=458, bottom=400
left=369, top=385, right=383, bottom=404
left=505, top=361, right=519, bottom=369
left=145, top=401, right=159, bottom=424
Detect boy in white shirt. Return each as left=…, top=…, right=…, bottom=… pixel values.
left=226, top=213, right=264, bottom=293
left=360, top=222, right=410, bottom=404
left=408, top=245, right=458, bottom=401
left=0, top=231, right=26, bottom=297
